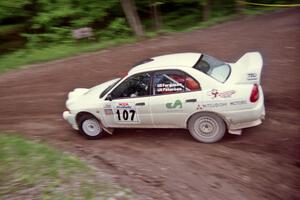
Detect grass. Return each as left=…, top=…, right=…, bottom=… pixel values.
left=242, top=6, right=280, bottom=15
left=0, top=7, right=280, bottom=73
left=0, top=37, right=136, bottom=73
left=181, top=15, right=236, bottom=32
left=0, top=133, right=132, bottom=200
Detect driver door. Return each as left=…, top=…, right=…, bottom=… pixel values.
left=102, top=72, right=154, bottom=128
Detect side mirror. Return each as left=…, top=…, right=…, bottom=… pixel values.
left=105, top=94, right=112, bottom=101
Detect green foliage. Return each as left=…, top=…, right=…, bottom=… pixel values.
left=22, top=27, right=72, bottom=48
left=163, top=8, right=201, bottom=31
left=31, top=0, right=118, bottom=28
left=25, top=0, right=119, bottom=44
left=97, top=18, right=132, bottom=40
left=0, top=37, right=137, bottom=73
left=0, top=0, right=31, bottom=21
left=0, top=133, right=132, bottom=199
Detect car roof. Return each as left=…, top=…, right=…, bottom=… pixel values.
left=128, top=53, right=201, bottom=75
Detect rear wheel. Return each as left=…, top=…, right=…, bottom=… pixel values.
left=188, top=112, right=226, bottom=143
left=78, top=114, right=105, bottom=139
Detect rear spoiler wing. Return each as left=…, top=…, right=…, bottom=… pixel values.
left=230, top=52, right=263, bottom=84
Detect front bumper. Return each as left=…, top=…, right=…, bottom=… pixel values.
left=63, top=111, right=79, bottom=130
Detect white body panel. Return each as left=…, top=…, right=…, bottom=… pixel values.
left=63, top=52, right=265, bottom=136
left=149, top=91, right=200, bottom=128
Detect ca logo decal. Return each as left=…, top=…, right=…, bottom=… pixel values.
left=166, top=99, right=182, bottom=109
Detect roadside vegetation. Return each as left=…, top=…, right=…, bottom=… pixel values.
left=0, top=133, right=132, bottom=200
left=0, top=0, right=295, bottom=72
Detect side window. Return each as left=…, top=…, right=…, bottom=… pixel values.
left=186, top=74, right=201, bottom=91
left=110, top=73, right=151, bottom=99
left=153, top=70, right=200, bottom=95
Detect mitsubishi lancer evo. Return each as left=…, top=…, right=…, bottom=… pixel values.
left=63, top=52, right=265, bottom=143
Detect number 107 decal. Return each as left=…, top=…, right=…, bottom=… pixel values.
left=116, top=109, right=136, bottom=121
left=113, top=102, right=140, bottom=123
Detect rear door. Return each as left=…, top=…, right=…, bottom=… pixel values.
left=149, top=70, right=202, bottom=128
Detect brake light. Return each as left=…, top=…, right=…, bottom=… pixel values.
left=250, top=84, right=259, bottom=103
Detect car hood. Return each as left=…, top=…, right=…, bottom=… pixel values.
left=66, top=78, right=120, bottom=110
left=85, top=78, right=120, bottom=97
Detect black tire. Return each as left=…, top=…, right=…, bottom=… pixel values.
left=78, top=114, right=105, bottom=140
left=188, top=112, right=226, bottom=143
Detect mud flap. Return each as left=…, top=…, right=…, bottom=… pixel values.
left=228, top=129, right=242, bottom=135
left=98, top=119, right=114, bottom=134
left=103, top=127, right=114, bottom=135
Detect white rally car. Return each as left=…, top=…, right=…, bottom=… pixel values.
left=63, top=52, right=265, bottom=143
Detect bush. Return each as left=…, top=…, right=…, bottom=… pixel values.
left=22, top=27, right=73, bottom=48
left=96, top=18, right=132, bottom=41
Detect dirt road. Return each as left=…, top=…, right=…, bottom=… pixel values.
left=0, top=8, right=299, bottom=200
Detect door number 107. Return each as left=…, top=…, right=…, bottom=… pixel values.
left=116, top=109, right=136, bottom=121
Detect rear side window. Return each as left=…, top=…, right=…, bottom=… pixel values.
left=153, top=70, right=200, bottom=95
left=194, top=54, right=231, bottom=82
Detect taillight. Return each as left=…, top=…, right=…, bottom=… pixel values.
left=250, top=84, right=259, bottom=103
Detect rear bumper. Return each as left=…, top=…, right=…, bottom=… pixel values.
left=63, top=111, right=79, bottom=130
left=223, top=99, right=265, bottom=131
left=229, top=118, right=263, bottom=131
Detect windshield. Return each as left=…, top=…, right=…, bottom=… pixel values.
left=99, top=79, right=121, bottom=98
left=193, top=54, right=231, bottom=82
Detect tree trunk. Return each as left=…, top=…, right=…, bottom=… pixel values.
left=202, top=0, right=211, bottom=21
left=120, top=0, right=144, bottom=37
left=151, top=1, right=162, bottom=31
left=235, top=0, right=245, bottom=15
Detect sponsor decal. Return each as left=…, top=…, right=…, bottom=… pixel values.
left=116, top=102, right=132, bottom=109
left=104, top=104, right=113, bottom=115
left=208, top=89, right=235, bottom=99
left=218, top=90, right=236, bottom=98
left=197, top=104, right=204, bottom=110
left=157, top=83, right=181, bottom=88
left=229, top=100, right=247, bottom=106
left=156, top=83, right=183, bottom=93
left=197, top=99, right=248, bottom=110
left=210, top=89, right=219, bottom=98
left=104, top=109, right=113, bottom=115
left=247, top=73, right=258, bottom=81
left=166, top=99, right=183, bottom=109
left=201, top=102, right=228, bottom=108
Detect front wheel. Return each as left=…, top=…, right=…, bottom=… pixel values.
left=188, top=112, right=226, bottom=143
left=78, top=114, right=105, bottom=139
